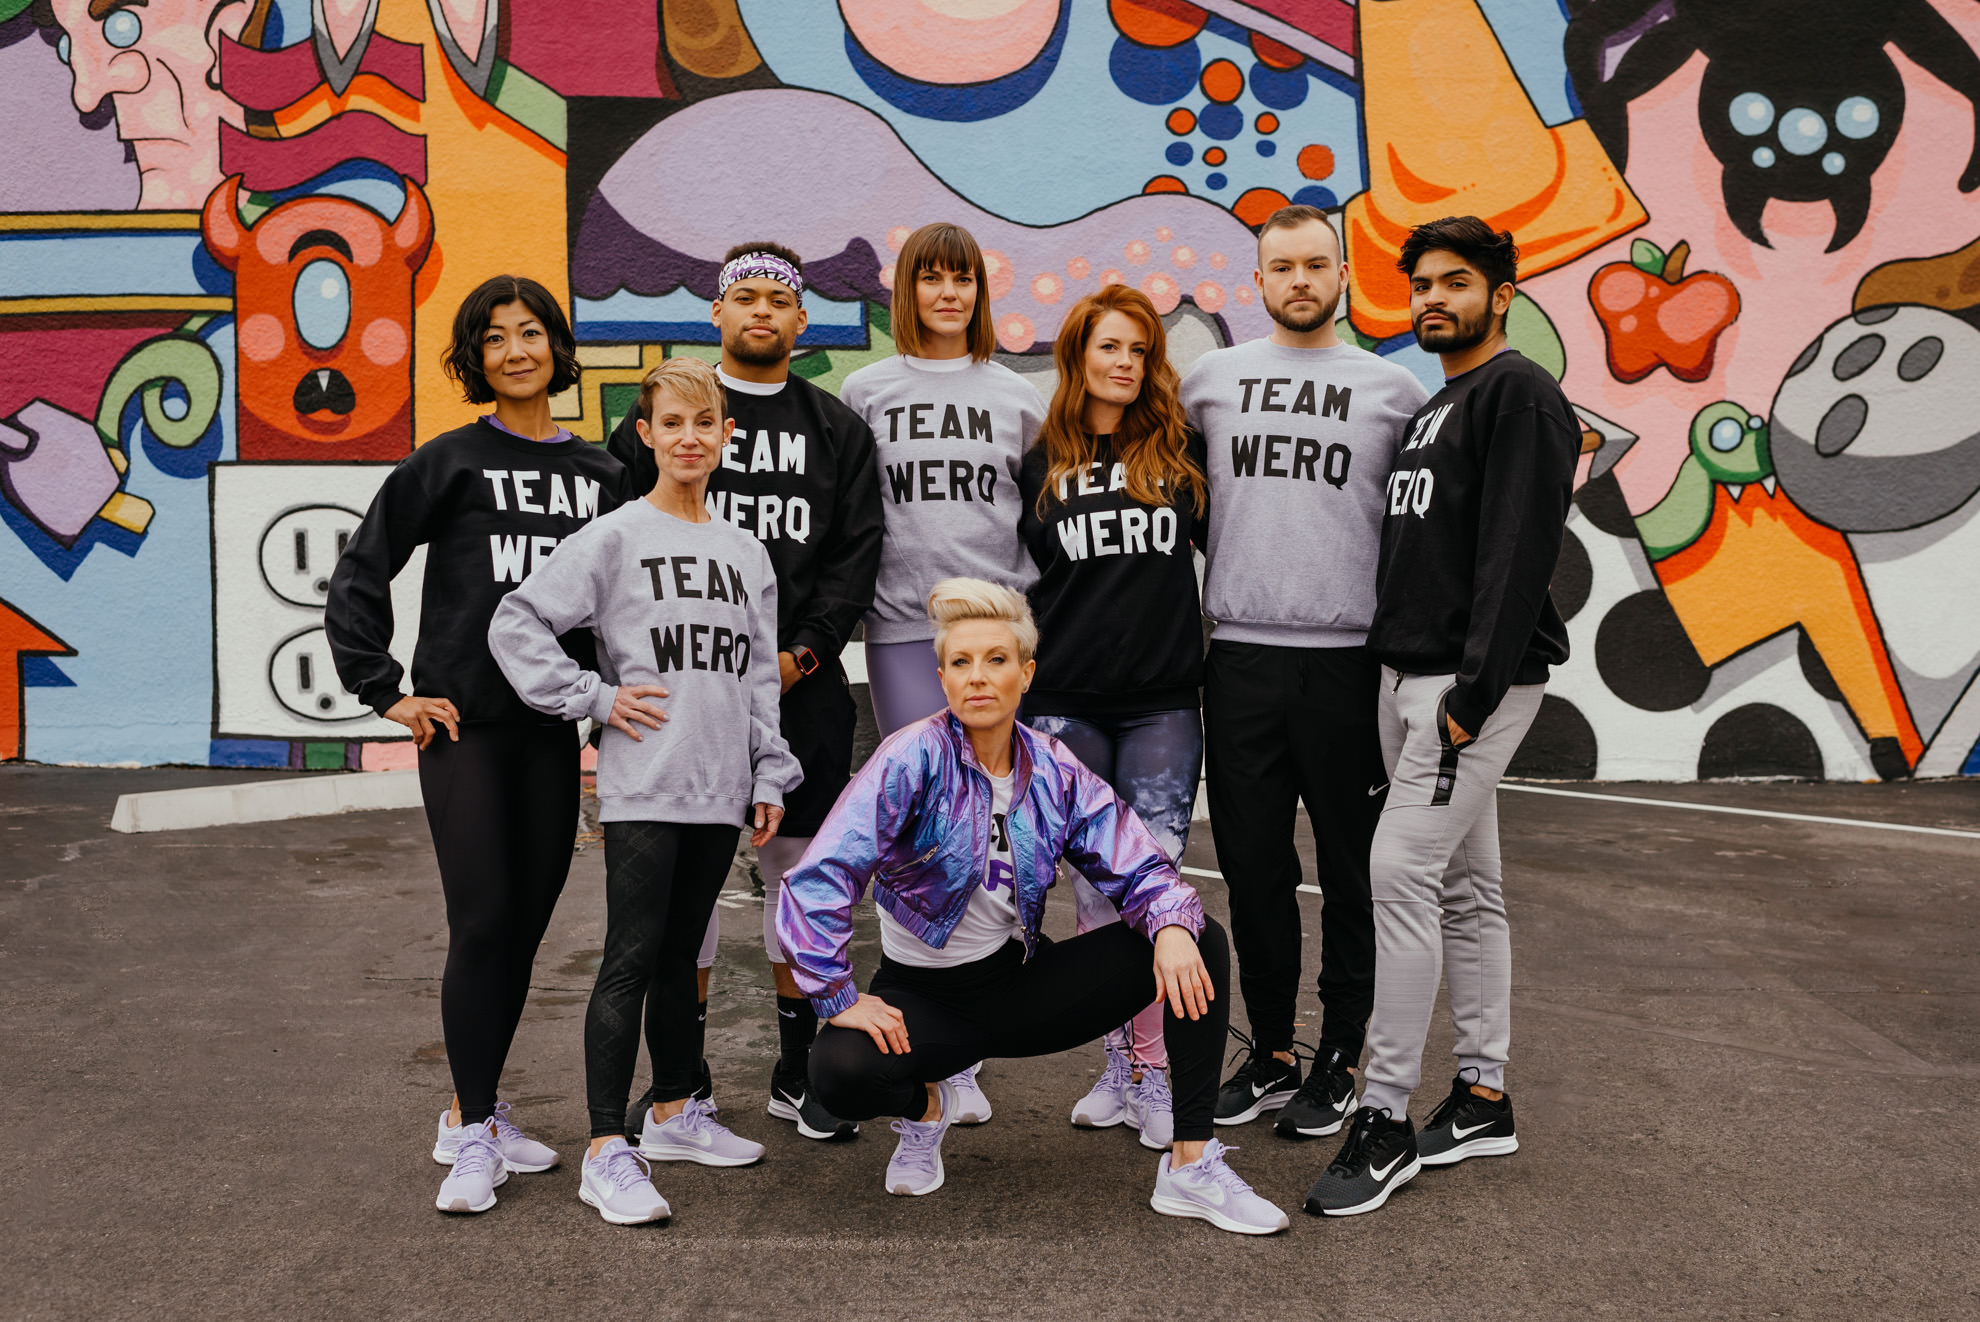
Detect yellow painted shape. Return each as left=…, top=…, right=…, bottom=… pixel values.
left=1343, top=0, right=1644, bottom=340
left=97, top=491, right=155, bottom=535
left=0, top=297, right=234, bottom=317
left=557, top=344, right=668, bottom=442
left=1655, top=484, right=1923, bottom=765
left=0, top=212, right=202, bottom=232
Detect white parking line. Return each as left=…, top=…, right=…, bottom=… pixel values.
left=1499, top=782, right=1980, bottom=840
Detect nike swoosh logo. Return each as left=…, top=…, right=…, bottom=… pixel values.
left=1451, top=1119, right=1494, bottom=1139
left=1189, top=1179, right=1227, bottom=1206
left=1370, top=1153, right=1404, bottom=1181
left=1251, top=1082, right=1273, bottom=1098
left=785, top=1090, right=806, bottom=1108
left=778, top=1009, right=797, bottom=1018
left=1368, top=783, right=1388, bottom=796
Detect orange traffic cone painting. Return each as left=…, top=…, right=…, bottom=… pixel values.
left=1344, top=0, right=1646, bottom=340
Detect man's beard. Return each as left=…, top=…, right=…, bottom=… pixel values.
left=1265, top=284, right=1342, bottom=333
left=726, top=327, right=793, bottom=366
left=1413, top=304, right=1494, bottom=353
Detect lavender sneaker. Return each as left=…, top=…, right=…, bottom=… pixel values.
left=432, top=1101, right=558, bottom=1173
left=886, top=1079, right=957, bottom=1196
left=579, top=1138, right=671, bottom=1225
left=1071, top=1042, right=1134, bottom=1128
left=637, top=1097, right=764, bottom=1167
left=434, top=1120, right=507, bottom=1214
left=1150, top=1138, right=1289, bottom=1235
left=1124, top=1066, right=1175, bottom=1151
left=946, top=1063, right=992, bottom=1125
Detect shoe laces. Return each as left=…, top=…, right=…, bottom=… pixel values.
left=595, top=1144, right=654, bottom=1193
left=1425, top=1074, right=1476, bottom=1130
left=1326, top=1107, right=1390, bottom=1176
left=946, top=1063, right=980, bottom=1091
left=1135, top=1067, right=1172, bottom=1115
left=1095, top=1048, right=1135, bottom=1096
left=1221, top=1027, right=1274, bottom=1084
left=452, top=1123, right=501, bottom=1178
left=889, top=1113, right=945, bottom=1164
left=488, top=1100, right=527, bottom=1146
left=1288, top=1044, right=1349, bottom=1104
left=1186, top=1139, right=1255, bottom=1198
left=675, top=1096, right=724, bottom=1137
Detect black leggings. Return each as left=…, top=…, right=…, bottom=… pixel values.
left=419, top=722, right=579, bottom=1127
left=588, top=821, right=739, bottom=1137
left=809, top=918, right=1229, bottom=1142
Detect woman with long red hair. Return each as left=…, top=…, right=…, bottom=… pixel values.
left=1017, top=284, right=1209, bottom=1149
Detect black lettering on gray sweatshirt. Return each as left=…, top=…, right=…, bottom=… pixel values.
left=1180, top=340, right=1428, bottom=648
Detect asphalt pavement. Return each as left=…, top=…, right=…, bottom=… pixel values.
left=3, top=761, right=1976, bottom=1321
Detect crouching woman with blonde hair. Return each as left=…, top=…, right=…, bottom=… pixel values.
left=776, top=578, right=1287, bottom=1234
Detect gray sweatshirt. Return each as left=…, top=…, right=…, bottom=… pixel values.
left=840, top=355, right=1045, bottom=642
left=1181, top=339, right=1428, bottom=648
left=487, top=499, right=802, bottom=825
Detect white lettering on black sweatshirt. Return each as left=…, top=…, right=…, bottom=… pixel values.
left=1017, top=434, right=1206, bottom=715
left=1180, top=340, right=1427, bottom=648
left=605, top=369, right=883, bottom=664
left=325, top=420, right=631, bottom=724
left=840, top=355, right=1045, bottom=642
left=1367, top=350, right=1577, bottom=733
left=487, top=500, right=802, bottom=825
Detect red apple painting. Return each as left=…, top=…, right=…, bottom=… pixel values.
left=1590, top=240, right=1741, bottom=383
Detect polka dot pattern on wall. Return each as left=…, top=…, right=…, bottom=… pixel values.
left=1232, top=186, right=1290, bottom=227
left=996, top=313, right=1035, bottom=352
left=1200, top=58, right=1243, bottom=103
left=1142, top=175, right=1187, bottom=193
left=1166, top=107, right=1196, bottom=134
left=1109, top=0, right=1208, bottom=48
left=1198, top=102, right=1243, bottom=140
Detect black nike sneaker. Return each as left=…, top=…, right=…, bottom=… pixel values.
left=1274, top=1047, right=1356, bottom=1139
left=1214, top=1035, right=1302, bottom=1126
left=1416, top=1073, right=1517, bottom=1167
left=768, top=1060, right=858, bottom=1141
left=1303, top=1106, right=1420, bottom=1217
left=623, top=1058, right=716, bottom=1138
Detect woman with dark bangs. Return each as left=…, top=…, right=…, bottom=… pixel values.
left=327, top=275, right=631, bottom=1215
left=840, top=222, right=1047, bottom=1125
left=1017, top=284, right=1209, bottom=1150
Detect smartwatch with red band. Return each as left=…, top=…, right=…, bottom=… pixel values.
left=791, top=646, right=820, bottom=676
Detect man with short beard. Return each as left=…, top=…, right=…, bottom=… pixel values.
left=1305, top=216, right=1576, bottom=1218
left=1180, top=206, right=1428, bottom=1139
left=609, top=242, right=882, bottom=1145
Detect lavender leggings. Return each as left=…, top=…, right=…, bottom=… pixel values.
left=1025, top=708, right=1203, bottom=1068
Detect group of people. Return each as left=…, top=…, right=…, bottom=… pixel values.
left=323, top=205, right=1579, bottom=1234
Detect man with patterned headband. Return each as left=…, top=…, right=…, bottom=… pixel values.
left=610, top=242, right=884, bottom=1146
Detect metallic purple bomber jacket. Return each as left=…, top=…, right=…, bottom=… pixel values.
left=775, top=711, right=1207, bottom=1018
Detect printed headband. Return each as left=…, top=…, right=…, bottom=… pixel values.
left=718, top=251, right=804, bottom=299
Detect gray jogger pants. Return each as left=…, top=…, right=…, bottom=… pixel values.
left=1358, top=670, right=1544, bottom=1119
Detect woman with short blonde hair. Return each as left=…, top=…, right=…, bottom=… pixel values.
left=772, top=579, right=1288, bottom=1235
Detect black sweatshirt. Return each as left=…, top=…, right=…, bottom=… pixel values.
left=1366, top=351, right=1576, bottom=735
left=326, top=420, right=631, bottom=724
left=608, top=370, right=883, bottom=666
left=1016, top=434, right=1207, bottom=716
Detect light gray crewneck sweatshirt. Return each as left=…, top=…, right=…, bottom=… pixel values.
left=840, top=355, right=1045, bottom=642
left=1181, top=339, right=1428, bottom=648
left=488, top=499, right=802, bottom=824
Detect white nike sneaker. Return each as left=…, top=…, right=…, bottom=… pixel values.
left=432, top=1101, right=558, bottom=1172
left=1150, top=1138, right=1288, bottom=1235
left=434, top=1120, right=507, bottom=1214
left=946, top=1063, right=992, bottom=1125
left=637, top=1097, right=764, bottom=1166
left=579, top=1137, right=671, bottom=1225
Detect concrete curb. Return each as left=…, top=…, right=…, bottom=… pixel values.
left=109, top=770, right=424, bottom=834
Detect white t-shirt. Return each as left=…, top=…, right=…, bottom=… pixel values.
left=879, top=771, right=1022, bottom=967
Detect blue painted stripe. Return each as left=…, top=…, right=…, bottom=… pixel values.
left=0, top=232, right=213, bottom=298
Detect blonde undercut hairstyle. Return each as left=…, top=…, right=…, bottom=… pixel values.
left=636, top=355, right=726, bottom=425
left=927, top=577, right=1038, bottom=663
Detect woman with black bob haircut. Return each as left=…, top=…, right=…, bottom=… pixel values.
left=327, top=273, right=631, bottom=1216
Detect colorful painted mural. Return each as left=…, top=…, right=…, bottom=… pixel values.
left=1, top=0, right=1975, bottom=781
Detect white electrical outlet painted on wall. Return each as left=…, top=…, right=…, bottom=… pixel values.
left=212, top=463, right=425, bottom=741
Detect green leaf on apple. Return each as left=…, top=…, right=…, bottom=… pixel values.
left=1630, top=238, right=1666, bottom=278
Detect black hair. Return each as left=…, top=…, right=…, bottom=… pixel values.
left=1396, top=216, right=1519, bottom=293
left=442, top=275, right=580, bottom=404
left=720, top=240, right=805, bottom=274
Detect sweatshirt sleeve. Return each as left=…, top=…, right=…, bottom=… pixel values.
left=775, top=732, right=930, bottom=1017
left=605, top=407, right=655, bottom=502
left=1445, top=393, right=1578, bottom=735
left=747, top=556, right=804, bottom=807
left=1057, top=754, right=1206, bottom=943
left=1185, top=427, right=1211, bottom=550
left=787, top=412, right=883, bottom=661
left=325, top=456, right=432, bottom=716
left=485, top=528, right=615, bottom=725
left=1016, top=446, right=1051, bottom=571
